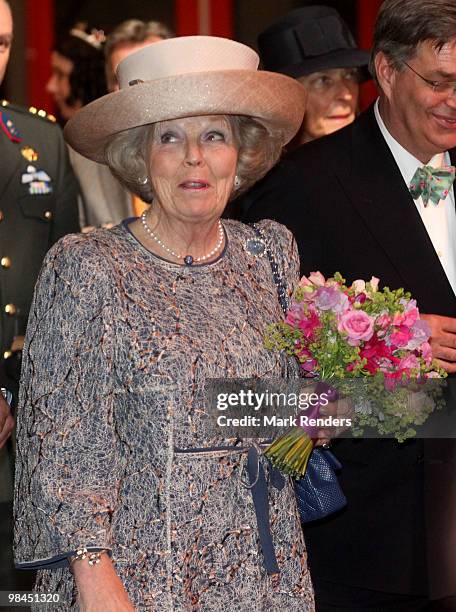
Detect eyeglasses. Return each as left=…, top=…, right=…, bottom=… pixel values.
left=403, top=62, right=456, bottom=97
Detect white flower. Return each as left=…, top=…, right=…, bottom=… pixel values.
left=352, top=279, right=366, bottom=294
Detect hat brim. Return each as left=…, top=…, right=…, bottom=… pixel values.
left=64, top=70, right=306, bottom=164
left=274, top=48, right=371, bottom=81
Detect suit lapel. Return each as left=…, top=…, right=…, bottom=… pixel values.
left=0, top=130, right=23, bottom=201
left=335, top=106, right=455, bottom=313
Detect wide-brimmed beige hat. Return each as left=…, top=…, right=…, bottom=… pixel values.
left=64, top=35, right=306, bottom=163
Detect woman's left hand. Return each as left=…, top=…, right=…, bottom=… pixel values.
left=73, top=553, right=136, bottom=612
left=315, top=397, right=353, bottom=446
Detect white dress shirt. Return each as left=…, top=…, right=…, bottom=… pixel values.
left=374, top=99, right=456, bottom=296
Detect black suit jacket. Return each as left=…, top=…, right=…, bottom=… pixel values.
left=240, top=105, right=456, bottom=597
left=0, top=102, right=79, bottom=389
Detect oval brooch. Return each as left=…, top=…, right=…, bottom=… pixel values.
left=244, top=237, right=266, bottom=258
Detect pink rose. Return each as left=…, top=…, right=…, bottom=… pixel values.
left=338, top=310, right=374, bottom=345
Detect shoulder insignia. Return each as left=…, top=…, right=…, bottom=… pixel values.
left=29, top=106, right=57, bottom=122
left=0, top=101, right=56, bottom=123
left=0, top=110, right=22, bottom=143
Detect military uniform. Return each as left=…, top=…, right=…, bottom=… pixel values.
left=0, top=100, right=79, bottom=389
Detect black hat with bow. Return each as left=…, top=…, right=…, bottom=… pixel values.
left=258, top=5, right=371, bottom=81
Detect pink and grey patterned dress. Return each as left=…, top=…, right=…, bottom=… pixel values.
left=14, top=219, right=314, bottom=611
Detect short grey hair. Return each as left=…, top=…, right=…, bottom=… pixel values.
left=104, top=19, right=173, bottom=61
left=104, top=115, right=285, bottom=204
left=369, top=0, right=456, bottom=83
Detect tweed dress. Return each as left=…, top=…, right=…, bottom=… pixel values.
left=14, top=219, right=314, bottom=611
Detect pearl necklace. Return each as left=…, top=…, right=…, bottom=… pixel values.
left=141, top=211, right=225, bottom=266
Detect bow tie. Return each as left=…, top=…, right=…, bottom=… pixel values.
left=409, top=164, right=455, bottom=206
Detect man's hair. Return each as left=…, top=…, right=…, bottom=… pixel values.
left=369, top=0, right=456, bottom=82
left=104, top=19, right=174, bottom=60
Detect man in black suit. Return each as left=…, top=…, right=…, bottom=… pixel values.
left=242, top=0, right=456, bottom=609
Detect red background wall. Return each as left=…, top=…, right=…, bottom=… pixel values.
left=24, top=0, right=381, bottom=112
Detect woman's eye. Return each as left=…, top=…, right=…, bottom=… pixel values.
left=204, top=131, right=225, bottom=142
left=160, top=132, right=178, bottom=144
left=313, top=76, right=332, bottom=89
left=344, top=69, right=360, bottom=82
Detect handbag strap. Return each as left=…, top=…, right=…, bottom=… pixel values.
left=250, top=223, right=289, bottom=316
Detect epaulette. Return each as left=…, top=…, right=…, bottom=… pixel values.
left=27, top=105, right=56, bottom=123
left=0, top=100, right=56, bottom=123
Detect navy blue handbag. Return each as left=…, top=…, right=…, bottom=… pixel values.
left=250, top=224, right=347, bottom=523
left=294, top=448, right=347, bottom=523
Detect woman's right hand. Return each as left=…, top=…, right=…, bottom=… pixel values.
left=72, top=552, right=136, bottom=611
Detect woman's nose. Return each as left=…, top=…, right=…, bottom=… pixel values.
left=46, top=75, right=56, bottom=95
left=334, top=80, right=354, bottom=101
left=184, top=142, right=203, bottom=166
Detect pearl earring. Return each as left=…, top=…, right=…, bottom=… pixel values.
left=234, top=175, right=241, bottom=189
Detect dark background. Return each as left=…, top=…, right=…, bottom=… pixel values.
left=52, top=0, right=356, bottom=47
left=2, top=0, right=359, bottom=104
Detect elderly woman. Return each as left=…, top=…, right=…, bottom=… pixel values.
left=14, top=37, right=313, bottom=610
left=258, top=5, right=370, bottom=147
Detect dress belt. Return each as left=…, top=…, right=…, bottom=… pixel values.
left=174, top=445, right=286, bottom=575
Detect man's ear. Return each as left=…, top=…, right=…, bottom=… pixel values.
left=374, top=51, right=397, bottom=99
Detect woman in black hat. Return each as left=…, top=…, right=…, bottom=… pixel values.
left=258, top=5, right=371, bottom=147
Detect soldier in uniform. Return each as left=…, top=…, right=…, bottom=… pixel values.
left=0, top=0, right=79, bottom=441
left=0, top=0, right=78, bottom=595
left=0, top=101, right=80, bottom=389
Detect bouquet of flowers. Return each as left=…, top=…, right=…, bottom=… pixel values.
left=264, top=272, right=446, bottom=479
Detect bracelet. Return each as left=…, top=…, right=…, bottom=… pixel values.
left=69, top=547, right=106, bottom=567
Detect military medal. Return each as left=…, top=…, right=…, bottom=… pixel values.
left=21, top=164, right=53, bottom=195
left=21, top=146, right=38, bottom=162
